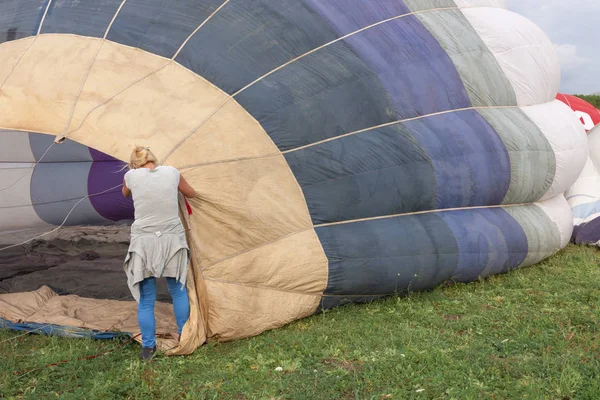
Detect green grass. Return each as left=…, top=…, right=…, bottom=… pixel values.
left=573, top=94, right=600, bottom=108
left=2, top=245, right=600, bottom=399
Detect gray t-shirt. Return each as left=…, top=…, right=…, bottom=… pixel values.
left=123, top=165, right=190, bottom=302
left=124, top=165, right=181, bottom=229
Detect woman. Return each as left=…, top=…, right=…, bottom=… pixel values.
left=121, top=146, right=196, bottom=361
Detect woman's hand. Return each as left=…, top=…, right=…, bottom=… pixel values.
left=122, top=178, right=131, bottom=198
left=178, top=175, right=196, bottom=198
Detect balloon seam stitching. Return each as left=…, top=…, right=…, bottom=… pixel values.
left=0, top=140, right=57, bottom=192
left=559, top=94, right=572, bottom=109
left=0, top=0, right=54, bottom=93
left=0, top=0, right=64, bottom=195
left=172, top=0, right=231, bottom=60
left=57, top=0, right=133, bottom=141
left=314, top=202, right=533, bottom=228
left=491, top=43, right=552, bottom=56
left=202, top=277, right=323, bottom=297
left=177, top=153, right=282, bottom=169
left=198, top=227, right=314, bottom=273
left=0, top=38, right=38, bottom=93
left=60, top=61, right=172, bottom=142
left=58, top=0, right=227, bottom=141
left=165, top=104, right=554, bottom=170
left=59, top=39, right=108, bottom=139
left=104, top=0, right=129, bottom=39
left=282, top=105, right=521, bottom=154
left=201, top=243, right=560, bottom=297
left=231, top=6, right=475, bottom=98
left=160, top=97, right=233, bottom=163
left=195, top=200, right=548, bottom=275
left=37, top=0, right=54, bottom=35
left=0, top=187, right=123, bottom=209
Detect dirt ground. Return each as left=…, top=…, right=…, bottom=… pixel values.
left=0, top=225, right=172, bottom=302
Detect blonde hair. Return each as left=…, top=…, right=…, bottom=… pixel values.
left=128, top=146, right=158, bottom=169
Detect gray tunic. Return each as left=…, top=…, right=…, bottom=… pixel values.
left=123, top=166, right=189, bottom=302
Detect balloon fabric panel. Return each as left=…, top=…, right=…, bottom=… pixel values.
left=40, top=0, right=122, bottom=38
left=0, top=0, right=47, bottom=44
left=107, top=0, right=224, bottom=58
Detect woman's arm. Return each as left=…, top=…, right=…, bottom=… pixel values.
left=178, top=175, right=196, bottom=198
left=122, top=177, right=131, bottom=197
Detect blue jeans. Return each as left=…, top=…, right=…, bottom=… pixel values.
left=138, top=277, right=190, bottom=349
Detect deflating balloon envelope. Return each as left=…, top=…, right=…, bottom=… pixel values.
left=0, top=0, right=589, bottom=352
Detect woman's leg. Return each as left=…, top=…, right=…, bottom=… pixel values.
left=166, top=278, right=190, bottom=335
left=138, top=277, right=157, bottom=349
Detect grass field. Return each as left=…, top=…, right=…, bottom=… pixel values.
left=1, top=245, right=600, bottom=399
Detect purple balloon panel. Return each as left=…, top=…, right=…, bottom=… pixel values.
left=88, top=149, right=134, bottom=222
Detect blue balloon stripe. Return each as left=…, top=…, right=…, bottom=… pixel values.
left=439, top=208, right=528, bottom=282
left=342, top=14, right=471, bottom=119
left=318, top=206, right=529, bottom=297
left=286, top=109, right=511, bottom=225
left=107, top=0, right=223, bottom=58
left=238, top=14, right=470, bottom=152
left=176, top=0, right=414, bottom=95
left=0, top=0, right=48, bottom=43
left=41, top=0, right=122, bottom=38
left=176, top=0, right=342, bottom=94
left=285, top=123, right=436, bottom=224
left=403, top=110, right=511, bottom=209
left=304, top=0, right=410, bottom=35
left=318, top=212, right=459, bottom=296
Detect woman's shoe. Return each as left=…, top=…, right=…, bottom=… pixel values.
left=140, top=346, right=156, bottom=361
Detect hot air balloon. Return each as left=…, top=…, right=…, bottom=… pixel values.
left=566, top=124, right=600, bottom=245
left=557, top=93, right=600, bottom=132
left=556, top=94, right=600, bottom=244
left=0, top=0, right=588, bottom=354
